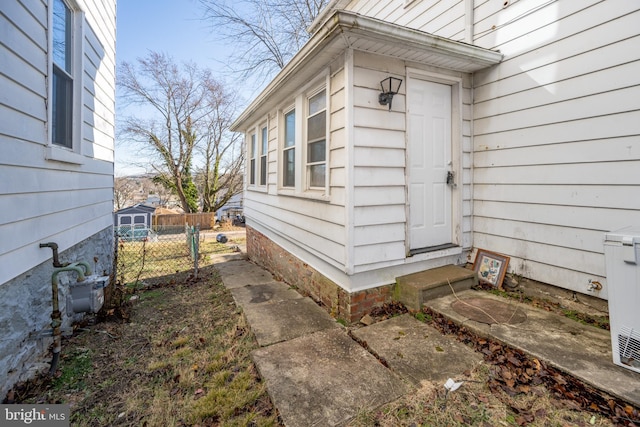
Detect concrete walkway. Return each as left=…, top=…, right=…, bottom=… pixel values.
left=212, top=254, right=640, bottom=426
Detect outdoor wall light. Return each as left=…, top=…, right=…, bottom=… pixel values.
left=378, top=76, right=403, bottom=111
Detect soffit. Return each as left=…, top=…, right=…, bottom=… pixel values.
left=232, top=11, right=503, bottom=131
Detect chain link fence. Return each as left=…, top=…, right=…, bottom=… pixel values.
left=115, top=224, right=200, bottom=287
left=114, top=224, right=245, bottom=289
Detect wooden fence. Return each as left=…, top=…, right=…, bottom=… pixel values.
left=153, top=213, right=217, bottom=230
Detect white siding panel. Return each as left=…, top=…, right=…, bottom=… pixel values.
left=354, top=223, right=405, bottom=246
left=353, top=166, right=405, bottom=187
left=354, top=205, right=405, bottom=227
left=474, top=217, right=606, bottom=255
left=473, top=232, right=604, bottom=278
left=474, top=7, right=640, bottom=85
left=474, top=111, right=640, bottom=150
left=474, top=201, right=637, bottom=234
left=353, top=147, right=405, bottom=167
left=474, top=184, right=640, bottom=211
left=475, top=86, right=640, bottom=136
left=475, top=37, right=640, bottom=104
left=475, top=161, right=640, bottom=186
left=476, top=60, right=640, bottom=119
left=353, top=186, right=405, bottom=207
left=1, top=0, right=116, bottom=285
left=353, top=127, right=405, bottom=149
left=353, top=241, right=406, bottom=266
left=475, top=137, right=640, bottom=167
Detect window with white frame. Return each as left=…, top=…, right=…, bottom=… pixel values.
left=51, top=0, right=76, bottom=149
left=306, top=89, right=326, bottom=189
left=260, top=125, right=268, bottom=186
left=249, top=132, right=257, bottom=185
left=282, top=109, right=295, bottom=188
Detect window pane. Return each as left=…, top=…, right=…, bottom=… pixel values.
left=285, top=110, right=295, bottom=148
left=52, top=66, right=73, bottom=148
left=260, top=156, right=267, bottom=185
left=261, top=127, right=268, bottom=155
left=307, top=112, right=325, bottom=142
left=251, top=134, right=256, bottom=157
left=53, top=0, right=71, bottom=73
left=283, top=148, right=295, bottom=187
left=250, top=158, right=256, bottom=185
left=309, top=90, right=326, bottom=116
left=308, top=140, right=325, bottom=163
left=309, top=164, right=325, bottom=188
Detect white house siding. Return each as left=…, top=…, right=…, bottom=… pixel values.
left=243, top=57, right=349, bottom=285
left=346, top=0, right=467, bottom=41
left=349, top=51, right=474, bottom=278
left=471, top=0, right=640, bottom=298
left=0, top=0, right=116, bottom=397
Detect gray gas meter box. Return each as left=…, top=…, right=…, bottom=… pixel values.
left=66, top=275, right=109, bottom=314
left=604, top=226, right=640, bottom=373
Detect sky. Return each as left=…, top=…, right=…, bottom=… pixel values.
left=115, top=0, right=236, bottom=176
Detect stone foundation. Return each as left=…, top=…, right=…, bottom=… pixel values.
left=0, top=227, right=114, bottom=400
left=246, top=226, right=393, bottom=323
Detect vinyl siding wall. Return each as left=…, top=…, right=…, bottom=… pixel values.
left=347, top=0, right=467, bottom=41
left=243, top=57, right=349, bottom=283
left=350, top=51, right=474, bottom=276
left=0, top=0, right=116, bottom=285
left=471, top=0, right=640, bottom=298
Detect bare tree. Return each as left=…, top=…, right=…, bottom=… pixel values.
left=200, top=0, right=330, bottom=82
left=118, top=52, right=242, bottom=213
left=197, top=81, right=244, bottom=212
left=114, top=177, right=136, bottom=210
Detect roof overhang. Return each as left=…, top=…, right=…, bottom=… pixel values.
left=232, top=10, right=503, bottom=131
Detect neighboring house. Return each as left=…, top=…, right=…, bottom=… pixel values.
left=0, top=0, right=116, bottom=397
left=216, top=192, right=244, bottom=221
left=114, top=204, right=157, bottom=230
left=232, top=0, right=640, bottom=322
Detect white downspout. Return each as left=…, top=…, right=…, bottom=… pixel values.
left=465, top=0, right=475, bottom=44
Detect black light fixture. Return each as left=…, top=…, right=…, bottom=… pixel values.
left=378, top=76, right=403, bottom=111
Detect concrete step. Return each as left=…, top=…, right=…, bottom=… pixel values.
left=395, top=264, right=478, bottom=311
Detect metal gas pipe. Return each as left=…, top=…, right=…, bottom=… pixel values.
left=40, top=243, right=92, bottom=375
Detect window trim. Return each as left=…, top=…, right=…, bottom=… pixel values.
left=275, top=70, right=330, bottom=200
left=249, top=132, right=257, bottom=186
left=46, top=0, right=84, bottom=165
left=281, top=106, right=296, bottom=190
left=247, top=117, right=270, bottom=192
left=259, top=123, right=268, bottom=187
left=304, top=86, right=327, bottom=191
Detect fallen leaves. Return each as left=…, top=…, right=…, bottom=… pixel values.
left=423, top=307, right=640, bottom=426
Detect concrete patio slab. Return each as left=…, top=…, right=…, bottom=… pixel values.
left=214, top=259, right=278, bottom=289
left=230, top=282, right=304, bottom=307
left=352, top=314, right=483, bottom=386
left=252, top=328, right=409, bottom=427
left=242, top=297, right=340, bottom=347
left=426, top=290, right=640, bottom=407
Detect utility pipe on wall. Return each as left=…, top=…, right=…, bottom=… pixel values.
left=40, top=242, right=93, bottom=375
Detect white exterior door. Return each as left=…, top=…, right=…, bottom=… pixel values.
left=408, top=79, right=452, bottom=250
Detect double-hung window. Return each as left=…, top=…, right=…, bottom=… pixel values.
left=52, top=0, right=74, bottom=148
left=282, top=109, right=296, bottom=188
left=306, top=89, right=326, bottom=189
left=249, top=133, right=257, bottom=185
left=260, top=125, right=268, bottom=186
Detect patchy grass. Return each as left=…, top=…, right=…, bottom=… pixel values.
left=10, top=265, right=280, bottom=426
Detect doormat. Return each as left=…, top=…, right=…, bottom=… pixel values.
left=451, top=297, right=527, bottom=325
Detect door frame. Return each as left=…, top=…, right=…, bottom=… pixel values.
left=405, top=68, right=464, bottom=256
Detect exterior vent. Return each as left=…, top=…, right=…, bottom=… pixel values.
left=618, top=326, right=640, bottom=372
